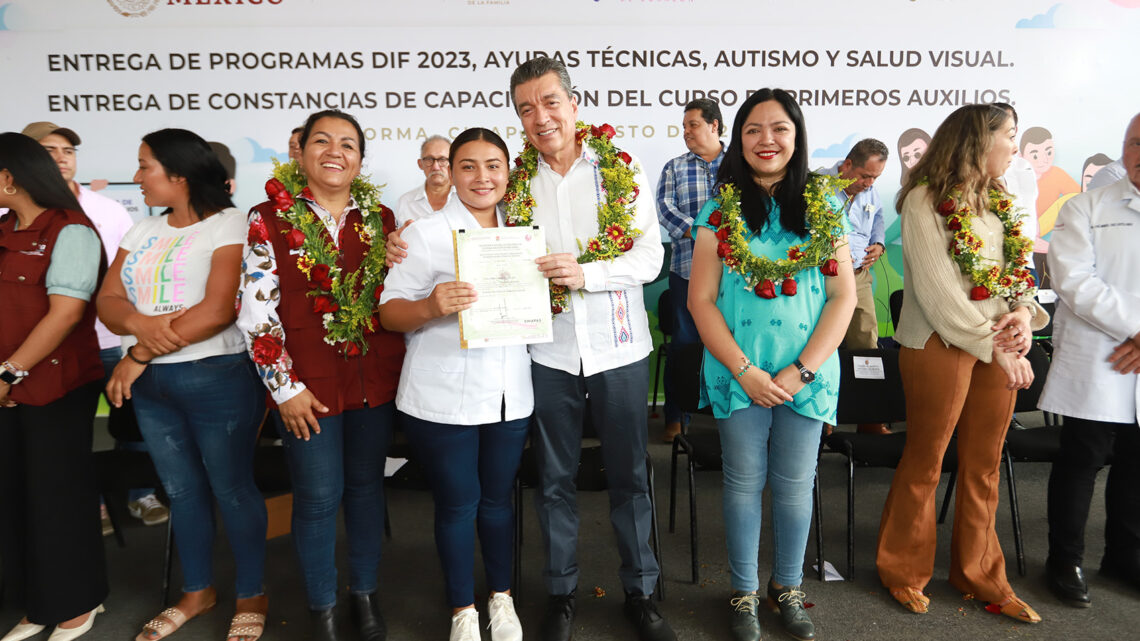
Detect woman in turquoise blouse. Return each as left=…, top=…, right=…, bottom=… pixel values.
left=688, top=89, right=856, bottom=641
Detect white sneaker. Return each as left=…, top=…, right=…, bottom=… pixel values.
left=449, top=608, right=481, bottom=641
left=128, top=494, right=169, bottom=526
left=487, top=593, right=522, bottom=641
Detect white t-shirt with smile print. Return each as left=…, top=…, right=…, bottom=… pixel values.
left=118, top=207, right=247, bottom=364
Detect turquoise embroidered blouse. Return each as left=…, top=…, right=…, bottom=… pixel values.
left=694, top=193, right=848, bottom=424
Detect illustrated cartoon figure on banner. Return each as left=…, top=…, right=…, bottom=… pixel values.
left=1020, top=126, right=1080, bottom=252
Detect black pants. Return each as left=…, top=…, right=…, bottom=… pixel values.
left=0, top=381, right=108, bottom=625
left=1047, top=415, right=1140, bottom=567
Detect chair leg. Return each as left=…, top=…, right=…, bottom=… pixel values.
left=688, top=454, right=698, bottom=585
left=651, top=345, right=665, bottom=417
left=938, top=469, right=957, bottom=524
left=846, top=454, right=855, bottom=582
left=1002, top=447, right=1026, bottom=576
left=162, top=516, right=174, bottom=607
left=669, top=438, right=680, bottom=534
left=813, top=472, right=825, bottom=582
left=644, top=454, right=665, bottom=602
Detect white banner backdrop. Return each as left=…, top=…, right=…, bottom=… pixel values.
left=2, top=0, right=1138, bottom=303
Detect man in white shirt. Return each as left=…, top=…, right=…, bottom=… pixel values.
left=509, top=57, right=672, bottom=641
left=1039, top=112, right=1140, bottom=606
left=21, top=121, right=169, bottom=528
left=394, top=135, right=455, bottom=226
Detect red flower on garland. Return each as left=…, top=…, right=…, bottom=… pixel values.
left=631, top=186, right=640, bottom=201
left=715, top=227, right=730, bottom=242
left=724, top=255, right=740, bottom=268
left=284, top=228, right=306, bottom=250
left=605, top=224, right=625, bottom=242
left=969, top=285, right=990, bottom=301
left=754, top=279, right=777, bottom=299
left=551, top=304, right=563, bottom=315
left=781, top=278, right=797, bottom=296
left=591, top=124, right=617, bottom=140
left=936, top=198, right=957, bottom=217
left=716, top=242, right=732, bottom=258
left=343, top=342, right=362, bottom=357
left=619, top=236, right=634, bottom=252
left=787, top=247, right=804, bottom=261
left=309, top=263, right=333, bottom=290
left=312, top=294, right=340, bottom=313
left=373, top=284, right=384, bottom=301
left=247, top=215, right=269, bottom=244
left=617, top=151, right=633, bottom=165
left=820, top=258, right=839, bottom=277
left=249, top=333, right=284, bottom=366
left=948, top=217, right=963, bottom=231
left=707, top=209, right=723, bottom=227
left=575, top=127, right=589, bottom=145
left=587, top=239, right=603, bottom=253
left=265, top=178, right=295, bottom=212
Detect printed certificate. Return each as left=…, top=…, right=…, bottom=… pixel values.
left=453, top=225, right=553, bottom=349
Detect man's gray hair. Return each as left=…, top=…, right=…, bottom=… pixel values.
left=846, top=138, right=889, bottom=167
left=509, top=56, right=573, bottom=111
left=420, top=135, right=451, bottom=155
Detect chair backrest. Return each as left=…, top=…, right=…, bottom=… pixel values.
left=889, top=289, right=904, bottom=332
left=1014, top=341, right=1050, bottom=413
left=657, top=288, right=675, bottom=337
left=1032, top=300, right=1056, bottom=338
left=836, top=348, right=907, bottom=425
left=669, top=341, right=707, bottom=414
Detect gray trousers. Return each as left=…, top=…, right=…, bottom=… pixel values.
left=531, top=357, right=659, bottom=596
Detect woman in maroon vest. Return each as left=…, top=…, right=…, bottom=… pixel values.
left=0, top=132, right=108, bottom=641
left=237, top=110, right=404, bottom=641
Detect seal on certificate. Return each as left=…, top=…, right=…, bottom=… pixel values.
left=106, top=0, right=160, bottom=18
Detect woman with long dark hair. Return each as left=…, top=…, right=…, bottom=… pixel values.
left=238, top=110, right=404, bottom=641
left=97, top=128, right=268, bottom=641
left=379, top=128, right=526, bottom=641
left=0, top=132, right=108, bottom=641
left=876, top=104, right=1046, bottom=623
left=688, top=89, right=856, bottom=641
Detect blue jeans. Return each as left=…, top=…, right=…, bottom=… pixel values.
left=99, top=347, right=153, bottom=503
left=664, top=272, right=700, bottom=425
left=718, top=404, right=822, bottom=590
left=131, top=353, right=267, bottom=598
left=275, top=402, right=394, bottom=610
left=402, top=413, right=530, bottom=608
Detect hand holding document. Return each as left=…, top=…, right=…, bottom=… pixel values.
left=453, top=225, right=553, bottom=349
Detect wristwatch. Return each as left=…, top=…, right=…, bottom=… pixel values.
left=793, top=359, right=815, bottom=384
left=0, top=361, right=28, bottom=385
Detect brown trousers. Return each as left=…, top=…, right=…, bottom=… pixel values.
left=876, top=334, right=1016, bottom=603
left=844, top=267, right=879, bottom=350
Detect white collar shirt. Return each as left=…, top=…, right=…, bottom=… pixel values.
left=527, top=144, right=663, bottom=377
left=379, top=199, right=533, bottom=424
left=394, top=184, right=455, bottom=227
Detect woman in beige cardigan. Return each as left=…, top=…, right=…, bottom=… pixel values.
left=876, top=104, right=1048, bottom=623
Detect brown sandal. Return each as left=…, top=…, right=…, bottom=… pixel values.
left=991, top=595, right=1041, bottom=623
left=889, top=587, right=930, bottom=614
left=135, top=602, right=215, bottom=641
left=226, top=612, right=266, bottom=641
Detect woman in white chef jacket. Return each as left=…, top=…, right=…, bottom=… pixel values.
left=1038, top=114, right=1140, bottom=605
left=377, top=127, right=528, bottom=641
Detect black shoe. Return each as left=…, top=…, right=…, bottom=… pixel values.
left=729, top=592, right=762, bottom=641
left=1046, top=559, right=1091, bottom=607
left=311, top=607, right=341, bottom=641
left=766, top=581, right=814, bottom=641
left=540, top=591, right=576, bottom=641
left=623, top=592, right=677, bottom=641
left=350, top=592, right=387, bottom=641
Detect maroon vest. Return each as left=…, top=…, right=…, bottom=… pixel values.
left=0, top=208, right=105, bottom=406
left=254, top=200, right=404, bottom=415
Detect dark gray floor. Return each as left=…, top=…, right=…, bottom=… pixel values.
left=3, top=410, right=1138, bottom=640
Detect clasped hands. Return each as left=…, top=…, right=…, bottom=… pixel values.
left=739, top=364, right=805, bottom=408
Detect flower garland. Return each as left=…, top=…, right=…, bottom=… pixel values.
left=709, top=174, right=849, bottom=299
left=503, top=121, right=641, bottom=314
left=931, top=181, right=1036, bottom=302
left=264, top=158, right=389, bottom=356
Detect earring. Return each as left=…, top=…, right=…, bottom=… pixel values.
left=2, top=186, right=16, bottom=195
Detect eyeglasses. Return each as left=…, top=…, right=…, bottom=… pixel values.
left=419, top=156, right=449, bottom=168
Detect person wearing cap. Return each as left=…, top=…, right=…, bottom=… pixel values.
left=21, top=122, right=168, bottom=531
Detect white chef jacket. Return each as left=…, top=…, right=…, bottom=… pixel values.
left=526, top=144, right=663, bottom=377
left=379, top=199, right=534, bottom=425
left=1038, top=177, right=1140, bottom=424
left=394, top=184, right=455, bottom=227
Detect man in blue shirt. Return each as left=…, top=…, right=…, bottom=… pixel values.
left=656, top=99, right=725, bottom=442
left=821, top=139, right=889, bottom=433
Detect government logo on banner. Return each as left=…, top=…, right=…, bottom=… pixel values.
left=105, top=0, right=159, bottom=17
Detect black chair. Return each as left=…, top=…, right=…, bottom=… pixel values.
left=664, top=341, right=721, bottom=584
left=650, top=289, right=675, bottom=418
left=819, top=347, right=960, bottom=581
